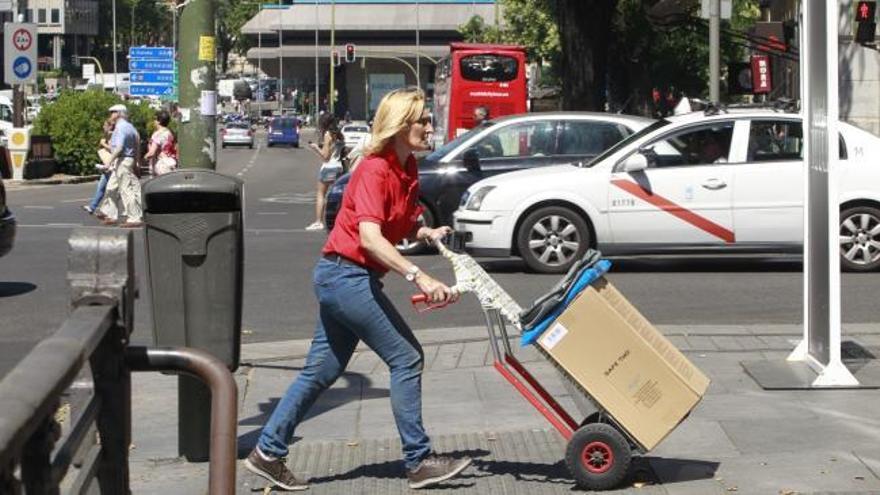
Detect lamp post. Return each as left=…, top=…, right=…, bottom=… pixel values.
left=315, top=0, right=319, bottom=125
left=278, top=0, right=284, bottom=113
left=416, top=0, right=420, bottom=88
left=329, top=0, right=335, bottom=115
left=112, top=0, right=118, bottom=93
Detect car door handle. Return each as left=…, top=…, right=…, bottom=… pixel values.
left=701, top=178, right=727, bottom=190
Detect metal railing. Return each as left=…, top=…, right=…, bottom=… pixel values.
left=0, top=228, right=238, bottom=494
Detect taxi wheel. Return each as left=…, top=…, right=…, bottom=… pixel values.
left=517, top=206, right=590, bottom=274
left=396, top=204, right=434, bottom=256
left=840, top=205, right=880, bottom=272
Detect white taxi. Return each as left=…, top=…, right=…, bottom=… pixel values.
left=454, top=109, right=880, bottom=273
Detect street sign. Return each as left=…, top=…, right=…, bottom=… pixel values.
left=82, top=63, right=95, bottom=81
left=129, top=47, right=174, bottom=59
left=4, top=23, right=37, bottom=85
left=130, top=59, right=175, bottom=71
left=131, top=72, right=174, bottom=83
left=130, top=85, right=175, bottom=96
left=129, top=46, right=176, bottom=99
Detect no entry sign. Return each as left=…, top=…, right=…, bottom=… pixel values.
left=4, top=23, right=37, bottom=85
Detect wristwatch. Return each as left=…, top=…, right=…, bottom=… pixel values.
left=405, top=265, right=421, bottom=282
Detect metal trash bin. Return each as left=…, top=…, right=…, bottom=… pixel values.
left=143, top=169, right=244, bottom=370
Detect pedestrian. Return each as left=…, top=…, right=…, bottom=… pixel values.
left=304, top=114, right=345, bottom=231
left=472, top=105, right=489, bottom=127
left=144, top=110, right=178, bottom=176
left=82, top=118, right=115, bottom=215
left=245, top=87, right=471, bottom=491
left=98, top=104, right=143, bottom=228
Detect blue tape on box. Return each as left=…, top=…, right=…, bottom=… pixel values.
left=520, top=259, right=612, bottom=346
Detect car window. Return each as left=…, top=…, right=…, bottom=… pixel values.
left=748, top=120, right=803, bottom=162
left=644, top=123, right=735, bottom=168
left=560, top=121, right=630, bottom=156
left=472, top=121, right=556, bottom=159
left=344, top=126, right=369, bottom=133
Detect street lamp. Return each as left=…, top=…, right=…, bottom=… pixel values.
left=112, top=0, right=118, bottom=93
left=278, top=0, right=284, bottom=113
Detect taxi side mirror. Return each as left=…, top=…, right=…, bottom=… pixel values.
left=621, top=152, right=648, bottom=173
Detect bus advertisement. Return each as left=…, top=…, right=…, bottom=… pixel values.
left=432, top=43, right=528, bottom=146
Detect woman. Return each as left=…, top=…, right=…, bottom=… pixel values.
left=82, top=118, right=115, bottom=216
left=245, top=88, right=471, bottom=491
left=144, top=110, right=177, bottom=176
left=305, top=114, right=345, bottom=231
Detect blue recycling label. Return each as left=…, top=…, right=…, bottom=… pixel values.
left=12, top=56, right=32, bottom=80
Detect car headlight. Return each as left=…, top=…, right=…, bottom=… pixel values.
left=465, top=186, right=495, bottom=211
left=459, top=190, right=471, bottom=209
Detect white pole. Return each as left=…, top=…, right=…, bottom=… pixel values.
left=112, top=0, right=117, bottom=93
left=416, top=0, right=420, bottom=88
left=278, top=1, right=284, bottom=113
left=315, top=0, right=319, bottom=124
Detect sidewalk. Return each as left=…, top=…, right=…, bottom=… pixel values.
left=128, top=324, right=880, bottom=494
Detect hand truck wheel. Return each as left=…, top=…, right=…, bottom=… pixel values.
left=565, top=422, right=631, bottom=491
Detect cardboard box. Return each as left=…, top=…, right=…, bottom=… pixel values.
left=536, top=278, right=710, bottom=451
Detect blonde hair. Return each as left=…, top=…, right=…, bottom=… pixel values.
left=365, top=86, right=426, bottom=155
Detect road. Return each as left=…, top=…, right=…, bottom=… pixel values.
left=1, top=130, right=878, bottom=376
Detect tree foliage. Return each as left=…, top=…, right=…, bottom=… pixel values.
left=217, top=0, right=262, bottom=74
left=32, top=91, right=155, bottom=176
left=458, top=0, right=560, bottom=69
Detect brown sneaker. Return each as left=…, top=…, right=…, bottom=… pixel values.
left=407, top=454, right=472, bottom=489
left=244, top=448, right=308, bottom=491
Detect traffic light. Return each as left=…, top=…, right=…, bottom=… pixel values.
left=855, top=1, right=877, bottom=44
left=344, top=43, right=356, bottom=63
left=331, top=49, right=341, bottom=67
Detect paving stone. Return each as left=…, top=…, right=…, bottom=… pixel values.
left=666, top=335, right=691, bottom=351
left=710, top=336, right=745, bottom=351
left=685, top=336, right=719, bottom=351
left=719, top=417, right=876, bottom=455
left=756, top=334, right=799, bottom=349
left=732, top=335, right=765, bottom=350
left=457, top=341, right=489, bottom=368
left=692, top=391, right=816, bottom=421
left=347, top=351, right=381, bottom=374
left=651, top=420, right=740, bottom=459
left=711, top=451, right=880, bottom=494
left=431, top=343, right=465, bottom=371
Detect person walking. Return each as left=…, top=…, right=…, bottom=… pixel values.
left=245, top=87, right=471, bottom=491
left=82, top=118, right=115, bottom=215
left=305, top=114, right=345, bottom=231
left=144, top=110, right=178, bottom=176
left=98, top=104, right=143, bottom=228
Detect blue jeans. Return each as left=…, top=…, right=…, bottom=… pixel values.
left=88, top=173, right=109, bottom=211
left=257, top=257, right=431, bottom=470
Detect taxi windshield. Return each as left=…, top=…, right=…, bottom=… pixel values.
left=583, top=119, right=670, bottom=167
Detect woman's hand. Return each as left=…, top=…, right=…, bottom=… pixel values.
left=415, top=272, right=457, bottom=304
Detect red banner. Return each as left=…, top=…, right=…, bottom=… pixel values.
left=751, top=55, right=771, bottom=94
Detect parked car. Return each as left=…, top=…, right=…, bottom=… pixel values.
left=324, top=112, right=654, bottom=254
left=0, top=178, right=16, bottom=258
left=221, top=122, right=254, bottom=149
left=267, top=117, right=300, bottom=147
left=341, top=123, right=370, bottom=149
left=454, top=108, right=880, bottom=273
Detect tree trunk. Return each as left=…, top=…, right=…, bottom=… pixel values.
left=556, top=0, right=617, bottom=111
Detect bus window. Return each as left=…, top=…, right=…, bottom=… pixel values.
left=459, top=55, right=519, bottom=83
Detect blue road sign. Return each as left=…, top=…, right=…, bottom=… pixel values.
left=129, top=47, right=174, bottom=59
left=130, top=59, right=175, bottom=71
left=130, top=72, right=174, bottom=83
left=12, top=56, right=31, bottom=79
left=130, top=84, right=175, bottom=96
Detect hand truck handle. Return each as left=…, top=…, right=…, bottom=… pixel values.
left=410, top=293, right=454, bottom=312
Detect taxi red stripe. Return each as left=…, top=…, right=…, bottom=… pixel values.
left=611, top=179, right=735, bottom=243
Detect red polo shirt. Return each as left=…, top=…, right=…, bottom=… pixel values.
left=323, top=147, right=424, bottom=273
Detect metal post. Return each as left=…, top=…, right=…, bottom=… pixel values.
left=416, top=0, right=420, bottom=88
left=709, top=0, right=720, bottom=102
left=278, top=0, right=283, bottom=113
left=12, top=0, right=27, bottom=127
left=315, top=0, right=319, bottom=124
left=112, top=0, right=118, bottom=93
left=177, top=0, right=217, bottom=170
left=329, top=0, right=335, bottom=115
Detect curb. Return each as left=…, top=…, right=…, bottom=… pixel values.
left=13, top=174, right=101, bottom=186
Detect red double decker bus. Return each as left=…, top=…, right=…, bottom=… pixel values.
left=432, top=43, right=528, bottom=146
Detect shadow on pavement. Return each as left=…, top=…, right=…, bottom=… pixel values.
left=236, top=371, right=389, bottom=459
left=306, top=449, right=488, bottom=488
left=0, top=281, right=37, bottom=298
left=644, top=456, right=720, bottom=485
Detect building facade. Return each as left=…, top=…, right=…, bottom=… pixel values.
left=241, top=0, right=498, bottom=119
left=20, top=0, right=99, bottom=70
